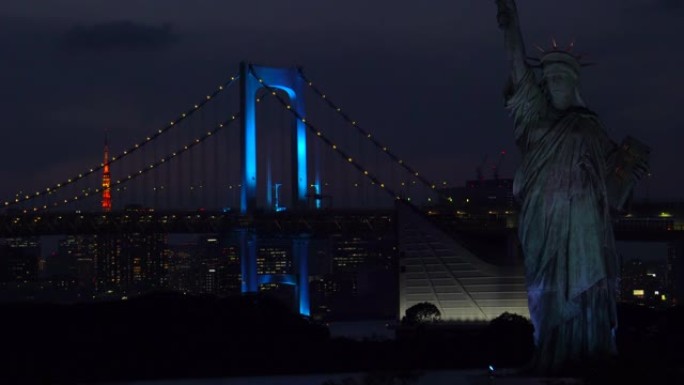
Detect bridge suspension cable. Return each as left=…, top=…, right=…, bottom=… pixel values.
left=252, top=66, right=457, bottom=208
left=3, top=75, right=239, bottom=209
left=22, top=113, right=241, bottom=212
left=250, top=65, right=403, bottom=203
left=297, top=69, right=446, bottom=195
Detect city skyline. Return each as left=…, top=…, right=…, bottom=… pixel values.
left=1, top=2, right=684, bottom=382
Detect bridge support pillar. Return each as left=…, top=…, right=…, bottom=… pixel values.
left=239, top=62, right=307, bottom=214
left=239, top=229, right=258, bottom=293
left=293, top=235, right=310, bottom=316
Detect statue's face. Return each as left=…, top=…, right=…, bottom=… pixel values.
left=543, top=64, right=578, bottom=110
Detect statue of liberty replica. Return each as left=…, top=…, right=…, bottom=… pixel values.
left=495, top=0, right=650, bottom=374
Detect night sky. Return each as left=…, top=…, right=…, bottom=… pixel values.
left=0, top=0, right=682, bottom=202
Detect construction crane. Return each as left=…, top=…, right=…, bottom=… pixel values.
left=492, top=150, right=506, bottom=180
left=475, top=154, right=488, bottom=182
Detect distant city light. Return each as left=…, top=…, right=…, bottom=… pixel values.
left=633, top=289, right=644, bottom=296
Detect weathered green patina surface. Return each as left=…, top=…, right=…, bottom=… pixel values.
left=495, top=0, right=648, bottom=373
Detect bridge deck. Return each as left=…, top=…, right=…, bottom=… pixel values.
left=0, top=209, right=682, bottom=241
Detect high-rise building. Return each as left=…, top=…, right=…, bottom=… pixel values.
left=95, top=234, right=122, bottom=291
left=195, top=235, right=240, bottom=295
left=220, top=244, right=241, bottom=293
left=256, top=239, right=295, bottom=305
left=0, top=237, right=40, bottom=284
left=50, top=235, right=97, bottom=291
left=620, top=258, right=669, bottom=306
left=167, top=243, right=194, bottom=293
left=167, top=235, right=240, bottom=296
left=124, top=232, right=167, bottom=291
left=95, top=230, right=166, bottom=294
left=257, top=242, right=292, bottom=275
left=307, top=224, right=398, bottom=321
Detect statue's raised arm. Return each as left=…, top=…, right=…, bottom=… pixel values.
left=496, top=0, right=528, bottom=84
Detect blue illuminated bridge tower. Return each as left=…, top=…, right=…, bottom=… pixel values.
left=238, top=62, right=310, bottom=316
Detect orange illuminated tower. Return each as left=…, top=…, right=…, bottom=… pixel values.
left=102, top=131, right=112, bottom=212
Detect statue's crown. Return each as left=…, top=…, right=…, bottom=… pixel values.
left=528, top=38, right=593, bottom=74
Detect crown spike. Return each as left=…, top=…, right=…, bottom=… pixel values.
left=534, top=40, right=594, bottom=69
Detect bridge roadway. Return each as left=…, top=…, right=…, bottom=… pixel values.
left=0, top=209, right=397, bottom=237
left=0, top=209, right=682, bottom=241
left=430, top=213, right=684, bottom=242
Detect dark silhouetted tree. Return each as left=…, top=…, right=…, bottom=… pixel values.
left=484, top=312, right=534, bottom=367
left=402, top=302, right=441, bottom=325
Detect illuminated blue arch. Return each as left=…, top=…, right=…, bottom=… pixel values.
left=239, top=62, right=307, bottom=214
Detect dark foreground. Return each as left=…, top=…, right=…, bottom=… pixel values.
left=0, top=293, right=683, bottom=384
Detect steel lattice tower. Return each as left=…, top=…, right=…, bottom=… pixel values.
left=102, top=131, right=112, bottom=212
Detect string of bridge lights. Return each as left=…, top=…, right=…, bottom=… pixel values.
left=21, top=114, right=241, bottom=213
left=250, top=65, right=405, bottom=202
left=10, top=67, right=455, bottom=211
left=330, top=180, right=436, bottom=205
left=297, top=68, right=451, bottom=203
left=37, top=182, right=246, bottom=196
left=252, top=66, right=454, bottom=206
left=3, top=74, right=240, bottom=209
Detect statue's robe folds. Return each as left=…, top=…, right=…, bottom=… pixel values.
left=507, top=69, right=619, bottom=373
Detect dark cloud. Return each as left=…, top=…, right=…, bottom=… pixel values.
left=656, top=0, right=683, bottom=10
left=623, top=0, right=684, bottom=14
left=0, top=0, right=682, bottom=201
left=62, top=21, right=179, bottom=54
